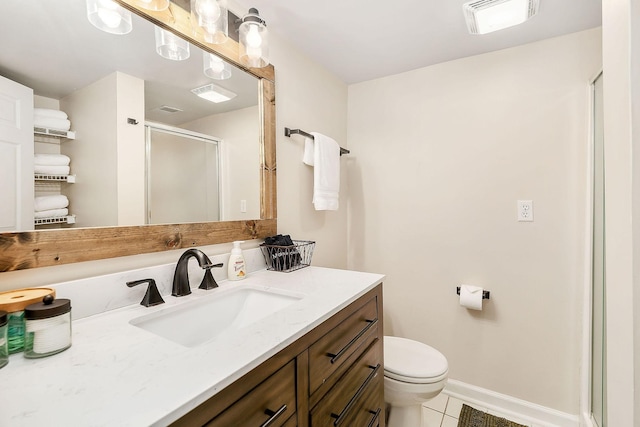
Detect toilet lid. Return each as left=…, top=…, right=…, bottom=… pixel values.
left=384, top=336, right=448, bottom=384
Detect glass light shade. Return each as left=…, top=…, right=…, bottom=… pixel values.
left=203, top=52, right=232, bottom=80
left=86, top=0, right=132, bottom=35
left=134, top=0, right=170, bottom=11
left=239, top=8, right=269, bottom=68
left=155, top=27, right=190, bottom=60
left=463, top=0, right=539, bottom=34
left=190, top=0, right=228, bottom=44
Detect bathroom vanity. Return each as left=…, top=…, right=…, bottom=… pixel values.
left=0, top=266, right=384, bottom=426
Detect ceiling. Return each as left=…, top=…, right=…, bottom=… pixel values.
left=232, top=0, right=602, bottom=84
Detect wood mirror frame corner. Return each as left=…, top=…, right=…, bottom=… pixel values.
left=0, top=1, right=277, bottom=273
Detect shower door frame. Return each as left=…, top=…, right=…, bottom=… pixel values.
left=144, top=121, right=223, bottom=225
left=581, top=70, right=605, bottom=427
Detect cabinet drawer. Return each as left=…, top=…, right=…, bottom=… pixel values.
left=310, top=338, right=383, bottom=427
left=206, top=360, right=297, bottom=427
left=309, top=296, right=378, bottom=395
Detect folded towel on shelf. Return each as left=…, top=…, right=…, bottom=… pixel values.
left=34, top=208, right=69, bottom=219
left=34, top=154, right=70, bottom=166
left=303, top=132, right=340, bottom=211
left=34, top=108, right=68, bottom=120
left=34, top=195, right=69, bottom=212
left=33, top=117, right=71, bottom=131
left=34, top=165, right=70, bottom=175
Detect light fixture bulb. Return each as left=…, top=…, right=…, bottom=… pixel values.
left=190, top=0, right=228, bottom=44
left=239, top=8, right=269, bottom=68
left=203, top=51, right=232, bottom=80
left=98, top=7, right=122, bottom=29
left=196, top=0, right=221, bottom=25
left=155, top=27, right=190, bottom=61
left=245, top=24, right=262, bottom=47
left=86, top=0, right=132, bottom=35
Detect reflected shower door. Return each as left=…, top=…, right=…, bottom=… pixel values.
left=145, top=124, right=221, bottom=225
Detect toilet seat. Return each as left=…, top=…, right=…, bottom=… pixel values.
left=384, top=336, right=448, bottom=384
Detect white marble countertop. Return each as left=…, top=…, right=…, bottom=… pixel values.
left=0, top=266, right=384, bottom=426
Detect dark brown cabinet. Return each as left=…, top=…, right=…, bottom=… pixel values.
left=171, top=284, right=384, bottom=427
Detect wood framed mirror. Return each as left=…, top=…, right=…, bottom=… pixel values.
left=0, top=0, right=276, bottom=272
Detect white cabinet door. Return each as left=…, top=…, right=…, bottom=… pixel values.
left=0, top=75, right=33, bottom=231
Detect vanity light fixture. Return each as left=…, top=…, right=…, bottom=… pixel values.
left=191, top=0, right=228, bottom=44
left=203, top=52, right=232, bottom=80
left=239, top=8, right=269, bottom=68
left=134, top=0, right=170, bottom=11
left=86, top=0, right=133, bottom=35
left=155, top=27, right=190, bottom=60
left=463, top=0, right=539, bottom=35
left=191, top=83, right=237, bottom=103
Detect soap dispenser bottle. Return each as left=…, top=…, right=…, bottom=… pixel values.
left=228, top=241, right=246, bottom=281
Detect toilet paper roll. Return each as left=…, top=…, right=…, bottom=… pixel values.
left=459, top=284, right=483, bottom=311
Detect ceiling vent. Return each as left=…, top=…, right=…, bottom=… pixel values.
left=158, top=105, right=184, bottom=113
left=463, top=0, right=539, bottom=35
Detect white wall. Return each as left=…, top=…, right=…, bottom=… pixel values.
left=61, top=74, right=119, bottom=227
left=269, top=33, right=349, bottom=268
left=347, top=29, right=602, bottom=414
left=115, top=72, right=145, bottom=226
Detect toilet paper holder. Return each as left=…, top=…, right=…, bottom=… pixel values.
left=456, top=287, right=490, bottom=300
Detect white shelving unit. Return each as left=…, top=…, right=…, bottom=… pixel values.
left=34, top=127, right=76, bottom=139
left=34, top=174, right=76, bottom=183
left=33, top=125, right=77, bottom=227
left=34, top=215, right=76, bottom=226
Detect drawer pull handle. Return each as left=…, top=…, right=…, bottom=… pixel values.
left=330, top=363, right=381, bottom=426
left=367, top=408, right=382, bottom=427
left=260, top=404, right=287, bottom=427
left=327, top=318, right=378, bottom=364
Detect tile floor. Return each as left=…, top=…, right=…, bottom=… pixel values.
left=422, top=393, right=535, bottom=427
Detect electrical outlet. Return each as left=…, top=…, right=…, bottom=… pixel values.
left=517, top=200, right=533, bottom=222
left=240, top=199, right=247, bottom=213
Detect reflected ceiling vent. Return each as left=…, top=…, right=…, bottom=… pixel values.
left=158, top=105, right=184, bottom=113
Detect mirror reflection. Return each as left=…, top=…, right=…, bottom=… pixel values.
left=0, top=0, right=261, bottom=232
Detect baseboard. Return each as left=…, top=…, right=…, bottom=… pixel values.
left=444, top=379, right=580, bottom=427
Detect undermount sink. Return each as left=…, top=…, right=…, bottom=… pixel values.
left=130, top=286, right=303, bottom=347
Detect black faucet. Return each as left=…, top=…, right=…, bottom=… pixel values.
left=127, top=278, right=165, bottom=307
left=172, top=249, right=223, bottom=297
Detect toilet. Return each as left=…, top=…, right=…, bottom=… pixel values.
left=384, top=336, right=449, bottom=427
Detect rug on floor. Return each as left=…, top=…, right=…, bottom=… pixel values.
left=457, top=404, right=528, bottom=427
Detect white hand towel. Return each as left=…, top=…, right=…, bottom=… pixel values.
left=34, top=108, right=68, bottom=120
left=308, top=132, right=340, bottom=211
left=303, top=136, right=315, bottom=166
left=34, top=195, right=69, bottom=212
left=34, top=154, right=70, bottom=166
left=33, top=117, right=71, bottom=131
left=34, top=165, right=70, bottom=175
left=34, top=208, right=68, bottom=219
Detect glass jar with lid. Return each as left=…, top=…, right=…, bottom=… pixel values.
left=24, top=295, right=72, bottom=358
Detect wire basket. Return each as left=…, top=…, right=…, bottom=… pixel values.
left=260, top=240, right=315, bottom=272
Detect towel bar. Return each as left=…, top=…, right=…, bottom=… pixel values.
left=284, top=127, right=350, bottom=156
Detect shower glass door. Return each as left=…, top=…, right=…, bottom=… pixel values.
left=145, top=123, right=221, bottom=225
left=591, top=72, right=606, bottom=427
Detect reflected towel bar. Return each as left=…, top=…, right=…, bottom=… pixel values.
left=284, top=127, right=350, bottom=156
